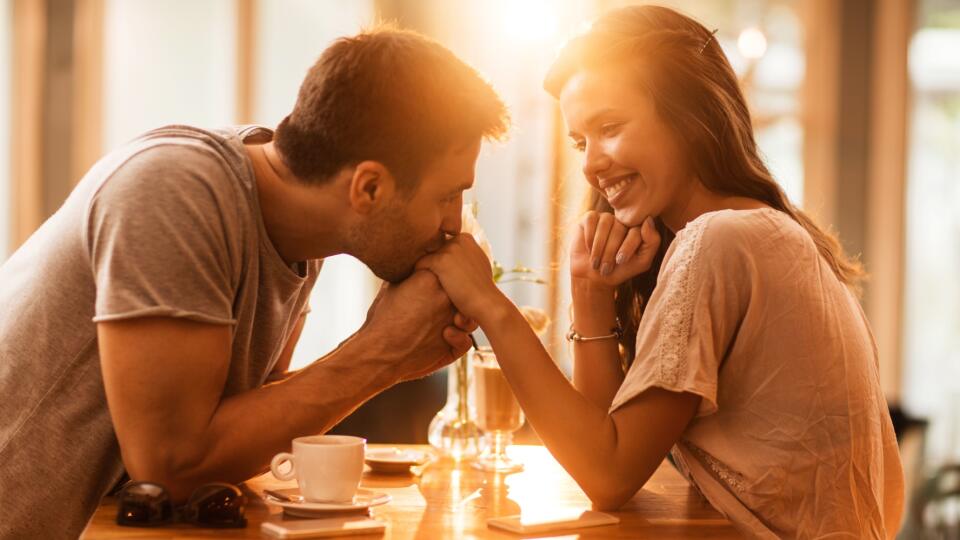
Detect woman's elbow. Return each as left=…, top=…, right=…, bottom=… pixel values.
left=584, top=479, right=638, bottom=511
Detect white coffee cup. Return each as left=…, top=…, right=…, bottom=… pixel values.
left=270, top=435, right=366, bottom=503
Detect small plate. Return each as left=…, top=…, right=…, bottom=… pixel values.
left=264, top=488, right=391, bottom=518
left=365, top=448, right=432, bottom=473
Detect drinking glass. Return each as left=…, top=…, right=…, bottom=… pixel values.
left=471, top=347, right=524, bottom=473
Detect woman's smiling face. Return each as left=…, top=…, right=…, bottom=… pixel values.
left=559, top=65, right=699, bottom=228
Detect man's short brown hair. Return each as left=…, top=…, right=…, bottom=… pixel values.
left=274, top=25, right=509, bottom=190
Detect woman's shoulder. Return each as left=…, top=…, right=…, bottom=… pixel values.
left=666, top=208, right=811, bottom=272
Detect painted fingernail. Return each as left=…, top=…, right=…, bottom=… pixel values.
left=615, top=253, right=625, bottom=265
left=592, top=258, right=601, bottom=270
left=600, top=262, right=612, bottom=276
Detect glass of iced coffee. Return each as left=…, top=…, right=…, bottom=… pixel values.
left=471, top=347, right=524, bottom=473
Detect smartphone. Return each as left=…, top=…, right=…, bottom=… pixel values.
left=260, top=516, right=386, bottom=538
left=487, top=509, right=620, bottom=534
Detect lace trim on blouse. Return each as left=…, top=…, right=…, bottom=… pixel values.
left=685, top=441, right=748, bottom=494
left=656, top=216, right=709, bottom=386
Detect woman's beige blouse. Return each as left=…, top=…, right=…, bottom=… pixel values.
left=610, top=208, right=904, bottom=539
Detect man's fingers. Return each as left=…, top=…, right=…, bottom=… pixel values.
left=414, top=254, right=438, bottom=272
left=453, top=312, right=478, bottom=332
left=443, top=326, right=473, bottom=357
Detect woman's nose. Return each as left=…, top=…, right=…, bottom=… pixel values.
left=582, top=142, right=612, bottom=183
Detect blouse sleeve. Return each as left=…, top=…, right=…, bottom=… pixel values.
left=609, top=212, right=751, bottom=417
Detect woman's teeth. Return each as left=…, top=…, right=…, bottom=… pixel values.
left=604, top=174, right=635, bottom=198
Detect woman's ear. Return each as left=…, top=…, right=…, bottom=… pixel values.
left=348, top=161, right=397, bottom=214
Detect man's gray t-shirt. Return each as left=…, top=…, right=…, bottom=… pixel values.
left=0, top=125, right=320, bottom=538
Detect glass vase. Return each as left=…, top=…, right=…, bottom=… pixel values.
left=427, top=353, right=480, bottom=461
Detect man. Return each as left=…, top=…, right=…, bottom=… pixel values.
left=0, top=27, right=508, bottom=538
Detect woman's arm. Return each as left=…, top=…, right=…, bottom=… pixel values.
left=481, top=295, right=700, bottom=509
left=570, top=278, right=624, bottom=409
left=567, top=212, right=660, bottom=410
left=417, top=231, right=699, bottom=510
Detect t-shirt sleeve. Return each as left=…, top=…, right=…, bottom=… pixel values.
left=609, top=214, right=751, bottom=417
left=85, top=144, right=240, bottom=325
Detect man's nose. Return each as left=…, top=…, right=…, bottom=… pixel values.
left=442, top=201, right=463, bottom=235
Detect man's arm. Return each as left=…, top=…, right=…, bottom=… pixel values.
left=265, top=313, right=306, bottom=383
left=98, top=271, right=472, bottom=502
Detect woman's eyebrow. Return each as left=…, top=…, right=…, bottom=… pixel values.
left=569, top=108, right=619, bottom=138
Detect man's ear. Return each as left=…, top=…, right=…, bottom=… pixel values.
left=348, top=161, right=396, bottom=214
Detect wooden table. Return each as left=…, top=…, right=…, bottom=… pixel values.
left=82, top=444, right=741, bottom=539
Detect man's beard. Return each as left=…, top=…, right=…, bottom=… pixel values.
left=350, top=205, right=438, bottom=283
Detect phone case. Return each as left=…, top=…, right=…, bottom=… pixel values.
left=260, top=516, right=386, bottom=538
left=487, top=509, right=620, bottom=534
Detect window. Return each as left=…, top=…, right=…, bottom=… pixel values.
left=0, top=0, right=11, bottom=260
left=655, top=0, right=805, bottom=205
left=102, top=0, right=236, bottom=151
left=250, top=0, right=378, bottom=370
left=903, top=0, right=960, bottom=464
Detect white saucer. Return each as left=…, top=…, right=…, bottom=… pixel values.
left=365, top=448, right=432, bottom=473
left=264, top=488, right=391, bottom=518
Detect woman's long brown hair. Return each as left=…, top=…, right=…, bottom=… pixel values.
left=545, top=5, right=864, bottom=364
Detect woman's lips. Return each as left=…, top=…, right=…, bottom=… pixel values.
left=602, top=173, right=638, bottom=206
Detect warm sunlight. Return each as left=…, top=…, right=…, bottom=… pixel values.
left=738, top=27, right=768, bottom=59
left=500, top=0, right=561, bottom=45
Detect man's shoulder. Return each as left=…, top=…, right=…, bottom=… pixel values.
left=89, top=125, right=254, bottom=210
left=118, top=125, right=242, bottom=178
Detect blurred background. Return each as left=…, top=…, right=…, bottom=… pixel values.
left=1, top=0, right=958, bottom=535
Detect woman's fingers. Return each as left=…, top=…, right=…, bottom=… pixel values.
left=641, top=216, right=660, bottom=244
left=616, top=227, right=644, bottom=265
left=581, top=211, right=599, bottom=256
left=619, top=217, right=661, bottom=275
left=590, top=213, right=615, bottom=269
left=599, top=221, right=627, bottom=276
left=637, top=217, right=661, bottom=260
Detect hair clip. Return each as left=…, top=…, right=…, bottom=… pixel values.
left=699, top=28, right=719, bottom=54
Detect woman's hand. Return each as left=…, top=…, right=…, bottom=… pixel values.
left=415, top=233, right=510, bottom=327
left=570, top=212, right=661, bottom=287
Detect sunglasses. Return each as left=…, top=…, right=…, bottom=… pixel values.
left=115, top=481, right=247, bottom=528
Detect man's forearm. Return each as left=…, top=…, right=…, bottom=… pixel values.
left=155, top=332, right=396, bottom=501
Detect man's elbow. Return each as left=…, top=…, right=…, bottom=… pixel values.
left=121, top=443, right=208, bottom=503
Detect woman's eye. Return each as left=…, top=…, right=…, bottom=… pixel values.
left=571, top=140, right=585, bottom=152
left=600, top=123, right=622, bottom=137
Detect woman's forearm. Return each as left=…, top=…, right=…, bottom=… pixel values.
left=570, top=278, right=626, bottom=409
left=478, top=298, right=635, bottom=504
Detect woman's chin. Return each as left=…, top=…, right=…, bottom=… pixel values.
left=613, top=207, right=648, bottom=228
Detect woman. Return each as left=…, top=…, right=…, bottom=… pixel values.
left=419, top=5, right=904, bottom=538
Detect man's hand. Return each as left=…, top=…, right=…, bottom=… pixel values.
left=414, top=233, right=509, bottom=329
left=360, top=270, right=476, bottom=382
